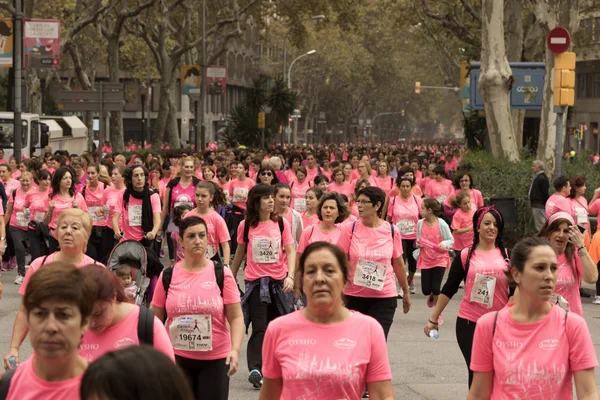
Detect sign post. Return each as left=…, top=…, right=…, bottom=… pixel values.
left=258, top=111, right=265, bottom=149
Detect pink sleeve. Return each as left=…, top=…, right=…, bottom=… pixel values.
left=236, top=220, right=246, bottom=245
left=392, top=223, right=403, bottom=258
left=215, top=216, right=231, bottom=243
left=115, top=193, right=124, bottom=214
left=451, top=213, right=459, bottom=230
left=101, top=190, right=108, bottom=204
left=567, top=314, right=599, bottom=371
left=366, top=318, right=392, bottom=382
left=18, top=258, right=43, bottom=296
left=336, top=223, right=352, bottom=254
left=281, top=219, right=293, bottom=246
left=386, top=198, right=394, bottom=218
left=152, top=315, right=175, bottom=361
left=589, top=199, right=600, bottom=216
left=297, top=229, right=309, bottom=254
left=151, top=271, right=166, bottom=308
left=150, top=193, right=161, bottom=213
left=475, top=190, right=484, bottom=209
left=76, top=193, right=88, bottom=211
left=469, top=312, right=495, bottom=371
left=424, top=181, right=432, bottom=198
left=22, top=191, right=31, bottom=208
left=222, top=267, right=240, bottom=304
left=261, top=322, right=282, bottom=379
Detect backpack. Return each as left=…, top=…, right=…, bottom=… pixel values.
left=0, top=368, right=15, bottom=400
left=162, top=260, right=226, bottom=305
left=244, top=217, right=285, bottom=245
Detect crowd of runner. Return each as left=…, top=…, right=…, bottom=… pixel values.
left=0, top=140, right=597, bottom=400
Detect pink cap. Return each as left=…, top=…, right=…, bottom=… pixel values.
left=547, top=211, right=574, bottom=226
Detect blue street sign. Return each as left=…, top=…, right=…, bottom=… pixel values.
left=469, top=62, right=545, bottom=110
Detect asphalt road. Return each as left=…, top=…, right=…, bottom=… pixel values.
left=1, top=268, right=599, bottom=399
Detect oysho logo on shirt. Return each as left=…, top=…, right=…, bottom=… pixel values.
left=288, top=338, right=317, bottom=346
left=171, top=284, right=191, bottom=290
left=115, top=338, right=136, bottom=349
left=333, top=338, right=357, bottom=350
left=201, top=281, right=216, bottom=289
left=495, top=341, right=523, bottom=349
left=79, top=343, right=100, bottom=351
left=539, top=339, right=560, bottom=350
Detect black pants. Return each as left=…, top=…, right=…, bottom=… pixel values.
left=85, top=226, right=103, bottom=262
left=49, top=235, right=60, bottom=253
left=246, top=287, right=282, bottom=372
left=175, top=356, right=229, bottom=400
left=421, top=267, right=446, bottom=296
left=166, top=231, right=175, bottom=260
left=402, top=239, right=417, bottom=274
left=28, top=228, right=48, bottom=262
left=456, top=317, right=477, bottom=388
left=98, top=226, right=117, bottom=264
left=2, top=230, right=15, bottom=264
left=344, top=296, right=397, bottom=340
left=8, top=226, right=28, bottom=276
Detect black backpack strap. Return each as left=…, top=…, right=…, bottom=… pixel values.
left=243, top=221, right=250, bottom=244
left=137, top=306, right=155, bottom=346
left=391, top=223, right=395, bottom=241
left=41, top=254, right=49, bottom=267
left=278, top=216, right=284, bottom=235
left=162, top=266, right=174, bottom=300
left=351, top=221, right=357, bottom=235
left=0, top=368, right=16, bottom=400
left=214, top=261, right=225, bottom=297
left=309, top=225, right=315, bottom=240
left=12, top=189, right=16, bottom=201
left=290, top=181, right=294, bottom=189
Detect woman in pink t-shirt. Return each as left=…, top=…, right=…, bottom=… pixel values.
left=45, top=166, right=88, bottom=252
left=451, top=192, right=475, bottom=251
left=374, top=160, right=394, bottom=194
left=349, top=178, right=371, bottom=218
left=356, top=160, right=377, bottom=187
left=294, top=192, right=348, bottom=300
left=23, top=169, right=51, bottom=261
left=230, top=184, right=296, bottom=390
left=387, top=175, right=423, bottom=295
left=82, top=164, right=106, bottom=262
left=336, top=186, right=411, bottom=341
left=469, top=237, right=599, bottom=400
left=283, top=153, right=301, bottom=183
left=0, top=163, right=20, bottom=199
left=425, top=206, right=510, bottom=388
left=444, top=172, right=484, bottom=220
left=424, top=165, right=454, bottom=205
left=273, top=183, right=303, bottom=248
left=568, top=175, right=590, bottom=237
left=80, top=265, right=174, bottom=363
left=260, top=242, right=394, bottom=400
left=184, top=181, right=231, bottom=264
left=329, top=166, right=354, bottom=198
left=343, top=162, right=354, bottom=183
left=4, top=172, right=34, bottom=281
left=98, top=165, right=126, bottom=262
left=289, top=166, right=312, bottom=212
left=228, top=161, right=256, bottom=211
left=536, top=212, right=598, bottom=316
left=300, top=187, right=323, bottom=229
left=1, top=263, right=96, bottom=400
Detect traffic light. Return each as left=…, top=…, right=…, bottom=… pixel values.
left=553, top=52, right=575, bottom=107
left=415, top=82, right=421, bottom=94
left=401, top=109, right=405, bottom=116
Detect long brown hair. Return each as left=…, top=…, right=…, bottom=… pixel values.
left=537, top=218, right=576, bottom=274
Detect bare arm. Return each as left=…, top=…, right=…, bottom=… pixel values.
left=573, top=368, right=598, bottom=400
left=151, top=305, right=165, bottom=324
left=3, top=203, right=12, bottom=225
left=578, top=248, right=598, bottom=284
left=283, top=244, right=296, bottom=293
left=221, top=241, right=231, bottom=265
left=259, top=378, right=283, bottom=400
left=230, top=243, right=247, bottom=280
left=151, top=211, right=161, bottom=236
left=367, top=380, right=395, bottom=400
left=392, top=256, right=411, bottom=313
left=467, top=371, right=493, bottom=400
left=3, top=303, right=28, bottom=370
left=224, top=303, right=244, bottom=376
left=112, top=212, right=122, bottom=240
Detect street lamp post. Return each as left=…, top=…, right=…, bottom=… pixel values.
left=288, top=49, right=316, bottom=89
left=283, top=15, right=324, bottom=81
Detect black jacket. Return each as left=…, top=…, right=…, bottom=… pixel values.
left=530, top=172, right=549, bottom=208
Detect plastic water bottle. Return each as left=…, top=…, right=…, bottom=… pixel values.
left=295, top=298, right=304, bottom=310
left=8, top=356, right=17, bottom=369
left=103, top=202, right=110, bottom=219
left=429, top=329, right=439, bottom=339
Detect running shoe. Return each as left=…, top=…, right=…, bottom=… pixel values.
left=9, top=258, right=16, bottom=270
left=14, top=275, right=23, bottom=285
left=409, top=281, right=416, bottom=294
left=592, top=296, right=600, bottom=305
left=426, top=294, right=435, bottom=308
left=0, top=262, right=8, bottom=272
left=248, top=369, right=263, bottom=389
left=437, top=314, right=443, bottom=325
left=362, top=388, right=369, bottom=398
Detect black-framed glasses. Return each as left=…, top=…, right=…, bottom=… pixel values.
left=260, top=171, right=273, bottom=177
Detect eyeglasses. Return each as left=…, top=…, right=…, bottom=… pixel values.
left=217, top=174, right=226, bottom=178
left=459, top=179, right=470, bottom=183
left=260, top=171, right=273, bottom=177
left=356, top=200, right=372, bottom=205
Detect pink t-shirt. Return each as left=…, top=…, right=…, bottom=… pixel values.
left=216, top=179, right=230, bottom=200
left=23, top=188, right=50, bottom=225
left=229, top=178, right=255, bottom=210
left=151, top=260, right=241, bottom=360
left=457, top=248, right=509, bottom=323
left=19, top=253, right=102, bottom=296
left=350, top=169, right=360, bottom=181
left=11, top=170, right=21, bottom=180
left=237, top=219, right=294, bottom=281
left=570, top=197, right=589, bottom=231
left=184, top=209, right=231, bottom=255
left=101, top=186, right=125, bottom=231
left=83, top=182, right=106, bottom=227
left=158, top=177, right=171, bottom=201
left=297, top=224, right=342, bottom=254
left=445, top=188, right=484, bottom=210
left=329, top=181, right=354, bottom=198
left=451, top=208, right=475, bottom=251
left=290, top=180, right=312, bottom=211
left=48, top=193, right=88, bottom=230
left=114, top=192, right=161, bottom=241
left=374, top=175, right=394, bottom=194
left=336, top=220, right=403, bottom=298
left=555, top=253, right=583, bottom=316
left=262, top=311, right=392, bottom=400
left=301, top=212, right=319, bottom=228
left=471, top=304, right=598, bottom=400
left=387, top=194, right=422, bottom=240
left=8, top=187, right=32, bottom=230
left=419, top=176, right=431, bottom=191
left=3, top=178, right=21, bottom=196
left=4, top=356, right=82, bottom=400
left=320, top=168, right=332, bottom=181
left=170, top=180, right=196, bottom=209
left=589, top=198, right=600, bottom=216
left=545, top=193, right=575, bottom=221
left=424, top=179, right=454, bottom=204
left=80, top=306, right=175, bottom=362
left=416, top=220, right=450, bottom=270
left=305, top=166, right=320, bottom=184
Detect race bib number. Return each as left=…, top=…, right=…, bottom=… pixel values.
left=232, top=188, right=248, bottom=203
left=16, top=212, right=29, bottom=227
left=205, top=244, right=217, bottom=260
left=88, top=206, right=104, bottom=223
left=550, top=293, right=570, bottom=312
left=354, top=259, right=387, bottom=291
left=575, top=208, right=587, bottom=225
left=294, top=198, right=307, bottom=211
left=397, top=220, right=415, bottom=236
left=34, top=212, right=45, bottom=223
left=436, top=195, right=447, bottom=204
left=252, top=237, right=280, bottom=263
left=470, top=274, right=496, bottom=308
left=128, top=205, right=142, bottom=227
left=170, top=315, right=212, bottom=351
left=174, top=201, right=194, bottom=209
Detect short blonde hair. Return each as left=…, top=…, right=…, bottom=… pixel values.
left=268, top=156, right=282, bottom=171
left=57, top=208, right=93, bottom=238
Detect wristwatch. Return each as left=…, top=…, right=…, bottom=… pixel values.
left=288, top=274, right=295, bottom=280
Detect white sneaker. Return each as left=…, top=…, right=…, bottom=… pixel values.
left=14, top=275, right=24, bottom=285
left=592, top=296, right=600, bottom=305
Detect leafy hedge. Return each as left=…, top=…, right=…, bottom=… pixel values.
left=460, top=151, right=600, bottom=247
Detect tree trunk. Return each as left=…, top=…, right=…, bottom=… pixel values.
left=167, top=83, right=180, bottom=148
left=107, top=38, right=124, bottom=151
left=478, top=0, right=519, bottom=161
left=25, top=69, right=41, bottom=115
left=505, top=0, right=525, bottom=152
left=153, top=81, right=171, bottom=148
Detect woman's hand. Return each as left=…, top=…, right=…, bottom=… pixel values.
left=94, top=207, right=104, bottom=217
left=424, top=320, right=439, bottom=337
left=114, top=230, right=123, bottom=240
left=439, top=243, right=447, bottom=251
left=0, top=281, right=3, bottom=299
left=568, top=225, right=585, bottom=248
left=145, top=232, right=156, bottom=241
left=3, top=348, right=18, bottom=371
left=402, top=291, right=411, bottom=314
left=48, top=200, right=55, bottom=209
left=283, top=276, right=294, bottom=293
left=225, top=350, right=239, bottom=377
left=72, top=199, right=79, bottom=209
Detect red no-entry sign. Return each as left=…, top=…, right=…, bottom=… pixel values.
left=547, top=27, right=571, bottom=54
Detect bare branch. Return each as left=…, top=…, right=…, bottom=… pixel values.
left=459, top=0, right=482, bottom=24
left=0, top=0, right=15, bottom=14
left=420, top=0, right=480, bottom=47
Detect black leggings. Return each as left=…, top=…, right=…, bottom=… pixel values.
left=28, top=228, right=48, bottom=262
left=421, top=267, right=446, bottom=296
left=344, top=296, right=397, bottom=340
left=175, top=356, right=229, bottom=400
left=456, top=317, right=477, bottom=388
left=402, top=239, right=417, bottom=274
left=246, top=286, right=283, bottom=372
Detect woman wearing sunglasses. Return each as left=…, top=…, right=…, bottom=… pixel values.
left=256, top=166, right=279, bottom=186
